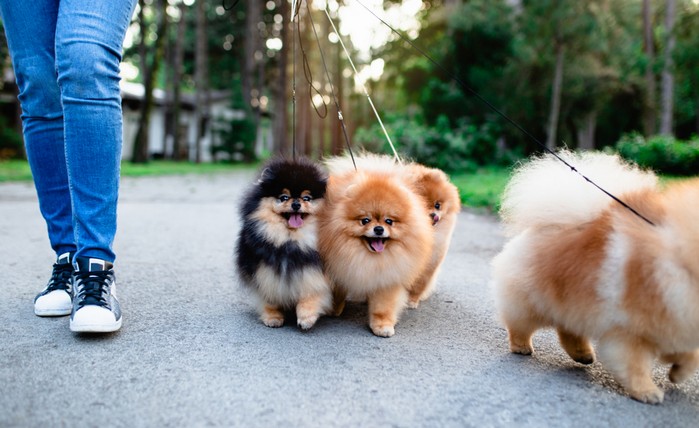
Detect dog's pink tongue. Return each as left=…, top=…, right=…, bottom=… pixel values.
left=288, top=213, right=304, bottom=228
left=370, top=238, right=385, bottom=253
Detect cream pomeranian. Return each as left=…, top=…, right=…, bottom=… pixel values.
left=318, top=160, right=433, bottom=337
left=492, top=150, right=699, bottom=404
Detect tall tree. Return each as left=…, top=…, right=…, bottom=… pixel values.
left=194, top=0, right=210, bottom=163
left=171, top=1, right=188, bottom=160
left=642, top=0, right=657, bottom=136
left=272, top=0, right=291, bottom=157
left=243, top=0, right=262, bottom=130
left=132, top=0, right=169, bottom=163
left=545, top=41, right=564, bottom=150
left=659, top=0, right=676, bottom=136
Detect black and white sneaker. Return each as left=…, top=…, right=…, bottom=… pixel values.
left=34, top=252, right=74, bottom=316
left=69, top=257, right=122, bottom=333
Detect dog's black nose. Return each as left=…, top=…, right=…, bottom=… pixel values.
left=291, top=201, right=301, bottom=211
left=373, top=226, right=384, bottom=236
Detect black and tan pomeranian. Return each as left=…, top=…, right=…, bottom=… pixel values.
left=235, top=158, right=332, bottom=330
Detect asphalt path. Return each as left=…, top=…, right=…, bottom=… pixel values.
left=1, top=171, right=698, bottom=427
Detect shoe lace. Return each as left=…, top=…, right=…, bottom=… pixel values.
left=74, top=271, right=111, bottom=308
left=47, top=263, right=73, bottom=292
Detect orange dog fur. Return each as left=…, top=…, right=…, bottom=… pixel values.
left=404, top=164, right=461, bottom=308
left=318, top=164, right=433, bottom=337
left=492, top=150, right=699, bottom=404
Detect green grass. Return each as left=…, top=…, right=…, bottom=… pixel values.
left=0, top=159, right=257, bottom=182
left=450, top=166, right=512, bottom=213
left=0, top=160, right=33, bottom=182
left=2, top=158, right=509, bottom=211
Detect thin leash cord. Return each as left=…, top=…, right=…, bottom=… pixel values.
left=353, top=0, right=655, bottom=227
left=305, top=1, right=357, bottom=171
left=323, top=6, right=402, bottom=165
left=291, top=0, right=300, bottom=161
left=296, top=4, right=329, bottom=120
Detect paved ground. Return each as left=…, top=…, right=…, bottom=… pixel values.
left=1, top=171, right=698, bottom=427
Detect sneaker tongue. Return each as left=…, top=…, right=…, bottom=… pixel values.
left=57, top=252, right=72, bottom=265
left=288, top=213, right=304, bottom=228
left=370, top=238, right=385, bottom=253
left=74, top=257, right=112, bottom=272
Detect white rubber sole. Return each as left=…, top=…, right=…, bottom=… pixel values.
left=70, top=317, right=122, bottom=333
left=35, top=307, right=72, bottom=317
left=69, top=306, right=122, bottom=333
left=34, top=290, right=72, bottom=317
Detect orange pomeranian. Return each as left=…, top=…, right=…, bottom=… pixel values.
left=404, top=164, right=461, bottom=308
left=492, top=150, right=699, bottom=404
left=318, top=167, right=433, bottom=337
left=324, top=153, right=461, bottom=309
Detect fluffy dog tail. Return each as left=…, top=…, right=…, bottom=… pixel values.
left=500, top=150, right=659, bottom=235
left=324, top=152, right=404, bottom=176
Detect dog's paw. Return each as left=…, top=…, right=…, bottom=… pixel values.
left=573, top=353, right=595, bottom=365
left=629, top=387, right=664, bottom=404
left=407, top=299, right=420, bottom=309
left=669, top=363, right=696, bottom=384
left=510, top=343, right=533, bottom=355
left=262, top=316, right=284, bottom=328
left=297, top=314, right=319, bottom=330
left=370, top=323, right=395, bottom=338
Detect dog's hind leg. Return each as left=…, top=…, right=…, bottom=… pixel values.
left=662, top=350, right=699, bottom=384
left=557, top=328, right=595, bottom=364
left=598, top=332, right=663, bottom=404
left=332, top=286, right=347, bottom=317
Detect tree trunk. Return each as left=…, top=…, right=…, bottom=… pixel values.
left=272, top=0, right=290, bottom=157
left=642, top=0, right=657, bottom=137
left=172, top=2, right=187, bottom=161
left=545, top=42, right=565, bottom=151
left=243, top=0, right=262, bottom=155
left=194, top=0, right=210, bottom=163
left=331, top=11, right=343, bottom=156
left=132, top=0, right=168, bottom=164
left=659, top=0, right=676, bottom=136
left=577, top=111, right=597, bottom=151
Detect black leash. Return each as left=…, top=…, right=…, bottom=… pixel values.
left=352, top=0, right=654, bottom=226
left=303, top=1, right=356, bottom=170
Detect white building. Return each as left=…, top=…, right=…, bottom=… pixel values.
left=120, top=81, right=243, bottom=162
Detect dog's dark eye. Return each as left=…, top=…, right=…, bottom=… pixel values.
left=385, top=218, right=394, bottom=226
left=279, top=195, right=290, bottom=202
left=434, top=202, right=441, bottom=210
left=302, top=195, right=312, bottom=202
left=361, top=218, right=371, bottom=225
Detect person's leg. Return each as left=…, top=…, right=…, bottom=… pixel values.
left=54, top=0, right=136, bottom=332
left=55, top=0, right=137, bottom=263
left=0, top=0, right=76, bottom=257
left=0, top=0, right=78, bottom=316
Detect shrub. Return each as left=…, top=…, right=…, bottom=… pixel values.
left=0, top=115, right=24, bottom=160
left=354, top=114, right=512, bottom=172
left=615, top=133, right=699, bottom=176
left=211, top=116, right=258, bottom=162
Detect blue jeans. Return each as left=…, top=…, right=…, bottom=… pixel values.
left=0, top=0, right=137, bottom=262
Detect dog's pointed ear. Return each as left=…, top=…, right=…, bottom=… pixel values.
left=344, top=183, right=358, bottom=199
left=257, top=167, right=272, bottom=184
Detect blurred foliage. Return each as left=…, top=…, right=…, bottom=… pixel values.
left=616, top=133, right=699, bottom=176
left=355, top=113, right=518, bottom=172
left=0, top=115, right=23, bottom=160
left=211, top=115, right=258, bottom=162
left=360, top=0, right=699, bottom=166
